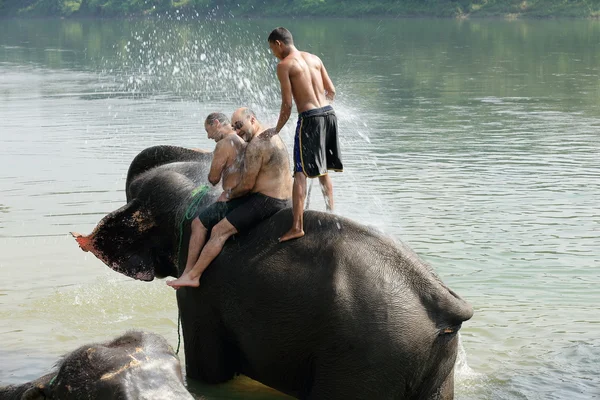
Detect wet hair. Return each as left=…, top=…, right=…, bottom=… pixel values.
left=268, top=27, right=293, bottom=45
left=205, top=112, right=229, bottom=126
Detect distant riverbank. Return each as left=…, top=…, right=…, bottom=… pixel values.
left=1, top=0, right=600, bottom=19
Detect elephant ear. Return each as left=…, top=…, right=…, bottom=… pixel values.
left=71, top=199, right=164, bottom=281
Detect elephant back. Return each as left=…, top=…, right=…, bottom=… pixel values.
left=180, top=209, right=472, bottom=398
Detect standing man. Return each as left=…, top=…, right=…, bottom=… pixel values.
left=267, top=27, right=343, bottom=242
left=167, top=108, right=292, bottom=289
left=177, top=112, right=246, bottom=284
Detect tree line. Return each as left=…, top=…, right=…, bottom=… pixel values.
left=1, top=0, right=599, bottom=18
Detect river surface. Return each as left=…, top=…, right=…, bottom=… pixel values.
left=0, top=17, right=599, bottom=399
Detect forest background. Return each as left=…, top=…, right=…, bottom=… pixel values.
left=1, top=0, right=600, bottom=18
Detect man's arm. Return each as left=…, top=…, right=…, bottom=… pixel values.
left=275, top=62, right=293, bottom=134
left=228, top=143, right=263, bottom=199
left=320, top=60, right=336, bottom=102
left=207, top=142, right=229, bottom=186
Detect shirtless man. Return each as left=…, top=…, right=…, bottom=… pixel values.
left=267, top=27, right=343, bottom=242
left=167, top=108, right=292, bottom=289
left=177, top=112, right=246, bottom=284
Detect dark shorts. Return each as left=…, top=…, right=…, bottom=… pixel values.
left=198, top=193, right=291, bottom=233
left=294, top=105, right=343, bottom=178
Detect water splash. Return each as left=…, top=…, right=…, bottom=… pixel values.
left=101, top=17, right=280, bottom=118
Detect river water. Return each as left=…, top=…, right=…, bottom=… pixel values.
left=0, top=17, right=599, bottom=399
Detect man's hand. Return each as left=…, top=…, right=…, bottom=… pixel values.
left=325, top=90, right=335, bottom=103
left=259, top=128, right=277, bottom=140
left=217, top=191, right=228, bottom=202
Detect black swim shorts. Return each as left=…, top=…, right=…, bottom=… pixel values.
left=293, top=105, right=343, bottom=178
left=198, top=193, right=290, bottom=233
left=197, top=195, right=248, bottom=232
left=226, top=193, right=291, bottom=233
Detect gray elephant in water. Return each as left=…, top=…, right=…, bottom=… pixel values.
left=0, top=331, right=194, bottom=400
left=72, top=145, right=473, bottom=400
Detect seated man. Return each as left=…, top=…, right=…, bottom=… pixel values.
left=178, top=112, right=246, bottom=283
left=167, top=108, right=293, bottom=289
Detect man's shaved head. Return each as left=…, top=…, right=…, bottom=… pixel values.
left=231, top=107, right=261, bottom=142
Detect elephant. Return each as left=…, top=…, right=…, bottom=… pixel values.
left=72, top=145, right=474, bottom=400
left=0, top=331, right=194, bottom=400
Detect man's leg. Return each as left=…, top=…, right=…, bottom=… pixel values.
left=279, top=172, right=307, bottom=242
left=318, top=174, right=334, bottom=212
left=180, top=217, right=209, bottom=276
left=167, top=219, right=237, bottom=289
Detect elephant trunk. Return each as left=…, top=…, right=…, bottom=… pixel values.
left=70, top=200, right=158, bottom=281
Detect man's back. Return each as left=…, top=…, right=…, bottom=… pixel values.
left=282, top=51, right=330, bottom=113
left=247, top=133, right=292, bottom=200
left=211, top=133, right=245, bottom=191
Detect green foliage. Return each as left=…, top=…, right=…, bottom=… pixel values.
left=19, top=0, right=65, bottom=15
left=1, top=0, right=600, bottom=17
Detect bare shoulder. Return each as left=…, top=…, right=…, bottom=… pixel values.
left=300, top=51, right=322, bottom=65
left=230, top=134, right=246, bottom=148
left=261, top=133, right=287, bottom=155
left=300, top=51, right=318, bottom=59
left=214, top=139, right=228, bottom=153
left=244, top=138, right=267, bottom=164
left=247, top=135, right=266, bottom=151
left=252, top=131, right=280, bottom=152
left=266, top=135, right=290, bottom=167
left=214, top=136, right=240, bottom=156
left=278, top=57, right=294, bottom=70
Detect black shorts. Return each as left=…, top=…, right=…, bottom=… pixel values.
left=198, top=193, right=290, bottom=233
left=294, top=105, right=343, bottom=178
left=197, top=195, right=247, bottom=232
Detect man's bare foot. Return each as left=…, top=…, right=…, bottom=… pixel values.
left=166, top=273, right=200, bottom=290
left=279, top=228, right=305, bottom=242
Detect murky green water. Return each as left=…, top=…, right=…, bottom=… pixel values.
left=1, top=17, right=599, bottom=399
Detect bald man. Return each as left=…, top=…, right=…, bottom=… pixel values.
left=167, top=108, right=292, bottom=289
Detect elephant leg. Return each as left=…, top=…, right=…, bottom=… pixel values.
left=304, top=361, right=395, bottom=400
left=423, top=333, right=460, bottom=400
left=428, top=366, right=454, bottom=400
left=178, top=291, right=236, bottom=384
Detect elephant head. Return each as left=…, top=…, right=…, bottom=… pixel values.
left=0, top=331, right=194, bottom=400
left=72, top=146, right=219, bottom=281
